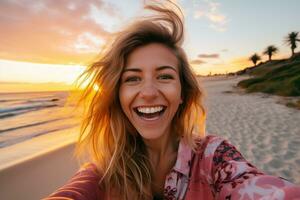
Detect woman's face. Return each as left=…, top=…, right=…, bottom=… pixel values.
left=119, top=43, right=182, bottom=140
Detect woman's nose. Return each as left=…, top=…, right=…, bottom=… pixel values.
left=139, top=82, right=159, bottom=100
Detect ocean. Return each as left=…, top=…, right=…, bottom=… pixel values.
left=0, top=91, right=80, bottom=148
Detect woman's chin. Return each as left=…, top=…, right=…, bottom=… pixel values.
left=139, top=132, right=165, bottom=141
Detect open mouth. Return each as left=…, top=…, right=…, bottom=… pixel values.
left=134, top=106, right=166, bottom=120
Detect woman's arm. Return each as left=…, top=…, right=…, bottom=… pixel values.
left=211, top=140, right=300, bottom=199
left=43, top=163, right=104, bottom=200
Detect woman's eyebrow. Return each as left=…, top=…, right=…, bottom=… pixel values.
left=122, top=65, right=177, bottom=72
left=156, top=66, right=177, bottom=72
left=123, top=68, right=141, bottom=73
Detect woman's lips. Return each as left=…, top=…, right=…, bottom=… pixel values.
left=133, top=106, right=166, bottom=121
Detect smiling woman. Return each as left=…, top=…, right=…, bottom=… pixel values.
left=119, top=43, right=183, bottom=141
left=44, top=1, right=300, bottom=200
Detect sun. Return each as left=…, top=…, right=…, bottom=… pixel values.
left=93, top=84, right=100, bottom=91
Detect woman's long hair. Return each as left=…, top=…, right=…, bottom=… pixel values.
left=75, top=1, right=206, bottom=199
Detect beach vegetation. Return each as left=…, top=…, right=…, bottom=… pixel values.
left=249, top=53, right=261, bottom=66
left=286, top=100, right=300, bottom=110
left=238, top=53, right=300, bottom=96
left=285, top=31, right=300, bottom=57
left=263, top=45, right=278, bottom=61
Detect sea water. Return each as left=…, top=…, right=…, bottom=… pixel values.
left=0, top=91, right=80, bottom=148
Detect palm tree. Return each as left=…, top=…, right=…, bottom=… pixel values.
left=263, top=45, right=278, bottom=61
left=249, top=53, right=261, bottom=66
left=285, top=31, right=300, bottom=57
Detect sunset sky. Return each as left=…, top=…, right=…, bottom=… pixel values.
left=0, top=0, right=300, bottom=91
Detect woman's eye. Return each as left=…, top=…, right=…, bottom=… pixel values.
left=158, top=74, right=174, bottom=80
left=124, top=76, right=141, bottom=82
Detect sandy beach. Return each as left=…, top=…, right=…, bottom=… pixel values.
left=0, top=75, right=299, bottom=200
left=200, top=75, right=300, bottom=185
left=0, top=128, right=80, bottom=200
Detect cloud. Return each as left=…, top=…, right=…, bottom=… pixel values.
left=190, top=59, right=206, bottom=65
left=0, top=0, right=121, bottom=65
left=193, top=0, right=228, bottom=32
left=198, top=53, right=219, bottom=59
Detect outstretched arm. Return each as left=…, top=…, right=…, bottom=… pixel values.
left=211, top=140, right=300, bottom=199
left=43, top=163, right=104, bottom=200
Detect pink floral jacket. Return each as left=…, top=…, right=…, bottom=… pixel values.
left=45, top=135, right=300, bottom=200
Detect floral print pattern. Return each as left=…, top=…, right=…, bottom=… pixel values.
left=167, top=135, right=300, bottom=200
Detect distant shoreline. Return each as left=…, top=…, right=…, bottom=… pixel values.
left=0, top=90, right=71, bottom=94
left=0, top=81, right=75, bottom=93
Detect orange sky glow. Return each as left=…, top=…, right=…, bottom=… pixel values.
left=0, top=0, right=299, bottom=92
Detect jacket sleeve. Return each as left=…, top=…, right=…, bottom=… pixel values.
left=42, top=163, right=104, bottom=200
left=210, top=139, right=300, bottom=200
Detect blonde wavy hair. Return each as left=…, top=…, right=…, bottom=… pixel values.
left=76, top=1, right=206, bottom=199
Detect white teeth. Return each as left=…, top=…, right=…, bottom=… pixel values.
left=137, top=106, right=164, bottom=114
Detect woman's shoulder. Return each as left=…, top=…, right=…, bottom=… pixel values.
left=71, top=162, right=102, bottom=181
left=192, top=134, right=246, bottom=171
left=192, top=134, right=226, bottom=155
left=80, top=162, right=100, bottom=174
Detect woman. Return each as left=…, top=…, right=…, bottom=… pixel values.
left=45, top=2, right=300, bottom=200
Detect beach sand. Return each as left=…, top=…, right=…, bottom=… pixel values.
left=0, top=128, right=80, bottom=200
left=0, top=75, right=299, bottom=200
left=200, top=75, right=300, bottom=185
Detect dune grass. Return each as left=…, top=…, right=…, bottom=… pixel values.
left=286, top=100, right=300, bottom=110
left=238, top=54, right=300, bottom=97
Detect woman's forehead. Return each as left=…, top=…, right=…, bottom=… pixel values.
left=125, top=43, right=178, bottom=69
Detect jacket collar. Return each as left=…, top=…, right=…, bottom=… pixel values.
left=173, top=138, right=193, bottom=177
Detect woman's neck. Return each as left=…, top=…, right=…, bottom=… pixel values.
left=143, top=131, right=179, bottom=166
left=142, top=131, right=179, bottom=198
